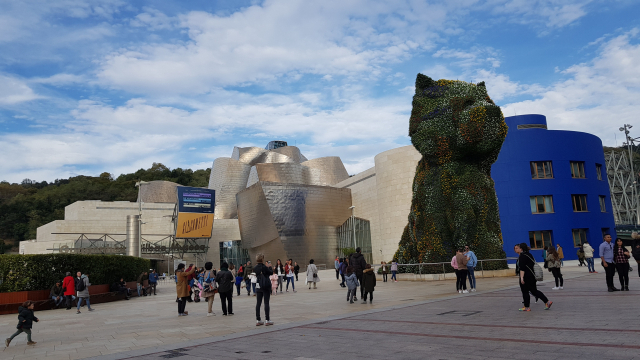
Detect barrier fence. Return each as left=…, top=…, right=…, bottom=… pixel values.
left=370, top=258, right=517, bottom=280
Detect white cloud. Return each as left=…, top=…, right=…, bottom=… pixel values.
left=488, top=0, right=592, bottom=30
left=502, top=29, right=640, bottom=146
left=0, top=74, right=40, bottom=105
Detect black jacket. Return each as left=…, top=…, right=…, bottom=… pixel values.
left=632, top=246, right=640, bottom=261
left=362, top=268, right=376, bottom=292
left=253, top=263, right=273, bottom=292
left=350, top=253, right=367, bottom=275
left=17, top=306, right=38, bottom=329
left=518, top=251, right=537, bottom=281
left=294, top=264, right=300, bottom=274
left=243, top=264, right=254, bottom=280
left=215, top=269, right=234, bottom=293
left=50, top=284, right=63, bottom=297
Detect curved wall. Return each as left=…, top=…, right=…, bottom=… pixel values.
left=492, top=114, right=616, bottom=260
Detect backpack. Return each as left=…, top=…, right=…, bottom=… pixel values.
left=75, top=277, right=86, bottom=292
left=203, top=271, right=217, bottom=293
left=257, top=266, right=271, bottom=291
left=525, top=253, right=544, bottom=282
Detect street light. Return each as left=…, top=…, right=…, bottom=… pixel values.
left=349, top=206, right=356, bottom=249
left=135, top=181, right=149, bottom=257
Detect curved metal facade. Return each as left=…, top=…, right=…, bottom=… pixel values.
left=492, top=114, right=616, bottom=260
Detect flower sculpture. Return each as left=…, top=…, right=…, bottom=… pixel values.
left=394, top=74, right=508, bottom=271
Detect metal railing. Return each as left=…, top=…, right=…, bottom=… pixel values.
left=373, top=258, right=517, bottom=280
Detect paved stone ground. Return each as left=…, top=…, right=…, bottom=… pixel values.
left=2, top=264, right=637, bottom=360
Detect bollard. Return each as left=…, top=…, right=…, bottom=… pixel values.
left=481, top=261, right=484, bottom=278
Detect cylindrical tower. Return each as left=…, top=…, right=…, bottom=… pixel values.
left=126, top=215, right=140, bottom=257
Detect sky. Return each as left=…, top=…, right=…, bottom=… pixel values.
left=1, top=0, right=639, bottom=183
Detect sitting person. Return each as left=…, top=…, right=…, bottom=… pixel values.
left=50, top=282, right=65, bottom=308
left=117, top=278, right=131, bottom=299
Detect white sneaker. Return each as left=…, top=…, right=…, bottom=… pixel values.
left=462, top=290, right=469, bottom=294
left=471, top=288, right=476, bottom=292
left=559, top=286, right=563, bottom=289
left=458, top=290, right=462, bottom=294
left=207, top=312, right=215, bottom=317
left=265, top=320, right=274, bottom=326
left=256, top=321, right=264, bottom=326
left=551, top=287, right=559, bottom=290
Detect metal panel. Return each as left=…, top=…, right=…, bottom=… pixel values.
left=126, top=215, right=140, bottom=257
left=137, top=181, right=179, bottom=203
left=236, top=182, right=352, bottom=267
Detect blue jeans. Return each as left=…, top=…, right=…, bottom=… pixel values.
left=245, top=279, right=251, bottom=294
left=77, top=297, right=91, bottom=310
left=286, top=276, right=295, bottom=291
left=391, top=271, right=397, bottom=280
left=586, top=257, right=595, bottom=272
left=235, top=283, right=241, bottom=296
left=137, top=283, right=142, bottom=297
left=52, top=296, right=64, bottom=307
left=467, top=266, right=476, bottom=289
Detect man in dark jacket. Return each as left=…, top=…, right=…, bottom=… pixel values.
left=361, top=264, right=377, bottom=304
left=350, top=248, right=368, bottom=299
left=243, top=261, right=254, bottom=296
left=215, top=262, right=235, bottom=316
left=50, top=282, right=64, bottom=308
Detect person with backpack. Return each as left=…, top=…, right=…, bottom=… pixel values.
left=517, top=243, right=552, bottom=311
left=5, top=300, right=39, bottom=347
left=201, top=262, right=218, bottom=317
left=547, top=247, right=564, bottom=290
left=75, top=272, right=93, bottom=314
left=345, top=266, right=359, bottom=304
left=254, top=253, right=274, bottom=326
left=215, top=262, right=234, bottom=316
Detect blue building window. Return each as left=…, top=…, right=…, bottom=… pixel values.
left=530, top=196, right=554, bottom=214
left=529, top=230, right=552, bottom=249
left=596, top=164, right=603, bottom=181
left=572, top=194, right=588, bottom=212
left=572, top=228, right=588, bottom=247
left=530, top=161, right=553, bottom=179
left=599, top=196, right=607, bottom=212
left=570, top=161, right=586, bottom=179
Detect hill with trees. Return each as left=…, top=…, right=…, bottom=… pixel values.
left=0, top=163, right=210, bottom=253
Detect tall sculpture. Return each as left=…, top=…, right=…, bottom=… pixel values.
left=394, top=74, right=508, bottom=270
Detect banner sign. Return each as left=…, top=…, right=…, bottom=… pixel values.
left=176, top=213, right=214, bottom=238
left=175, top=186, right=215, bottom=239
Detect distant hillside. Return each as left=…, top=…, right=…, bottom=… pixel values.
left=0, top=163, right=210, bottom=253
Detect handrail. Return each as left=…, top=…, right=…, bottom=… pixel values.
left=371, top=258, right=517, bottom=280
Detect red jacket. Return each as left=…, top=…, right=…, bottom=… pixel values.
left=62, top=276, right=75, bottom=296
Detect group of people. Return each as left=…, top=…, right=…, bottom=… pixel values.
left=599, top=234, right=637, bottom=292
left=450, top=245, right=478, bottom=293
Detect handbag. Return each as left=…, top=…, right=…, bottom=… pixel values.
left=203, top=272, right=217, bottom=292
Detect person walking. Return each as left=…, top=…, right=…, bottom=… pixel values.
left=243, top=261, right=254, bottom=296
left=339, top=258, right=348, bottom=287
left=517, top=243, right=552, bottom=311
left=5, top=301, right=39, bottom=347
left=632, top=241, right=640, bottom=278
left=50, top=281, right=64, bottom=308
left=285, top=259, right=296, bottom=292
left=514, top=244, right=538, bottom=304
left=345, top=266, right=359, bottom=304
left=176, top=263, right=195, bottom=316
left=234, top=273, right=243, bottom=296
left=556, top=244, right=564, bottom=267
left=452, top=248, right=468, bottom=294
left=294, top=262, right=300, bottom=281
left=215, top=261, right=234, bottom=316
left=350, top=247, right=367, bottom=298
left=62, top=272, right=76, bottom=310
left=464, top=245, right=478, bottom=291
left=577, top=246, right=586, bottom=267
left=547, top=247, right=564, bottom=290
left=75, top=272, right=93, bottom=314
left=275, top=259, right=285, bottom=294
left=381, top=261, right=388, bottom=283
left=148, top=270, right=158, bottom=295
left=600, top=234, right=619, bottom=292
left=306, top=259, right=320, bottom=289
left=613, top=238, right=631, bottom=291
left=254, top=253, right=274, bottom=326
left=583, top=241, right=596, bottom=273
left=361, top=264, right=376, bottom=304
left=335, top=256, right=340, bottom=280
left=201, top=262, right=217, bottom=317
left=391, top=261, right=398, bottom=282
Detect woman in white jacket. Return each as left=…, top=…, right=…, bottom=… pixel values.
left=582, top=242, right=596, bottom=273
left=306, top=259, right=320, bottom=289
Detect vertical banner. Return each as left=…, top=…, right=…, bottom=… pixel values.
left=175, top=186, right=215, bottom=239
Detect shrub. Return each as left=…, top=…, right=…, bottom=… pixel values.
left=0, top=254, right=150, bottom=293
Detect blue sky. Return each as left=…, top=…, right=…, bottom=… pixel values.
left=1, top=0, right=639, bottom=183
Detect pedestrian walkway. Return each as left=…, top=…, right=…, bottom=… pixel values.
left=2, top=265, right=633, bottom=360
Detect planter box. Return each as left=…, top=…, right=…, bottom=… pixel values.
left=0, top=281, right=140, bottom=315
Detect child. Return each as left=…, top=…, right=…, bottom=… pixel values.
left=249, top=272, right=257, bottom=296
left=269, top=273, right=279, bottom=295
left=5, top=300, right=39, bottom=347
left=361, top=264, right=377, bottom=304
left=235, top=274, right=243, bottom=296
left=345, top=266, right=359, bottom=304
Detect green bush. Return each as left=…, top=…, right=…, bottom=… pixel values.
left=0, top=254, right=150, bottom=293
left=341, top=247, right=356, bottom=259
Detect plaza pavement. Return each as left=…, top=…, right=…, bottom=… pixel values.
left=1, top=264, right=638, bottom=360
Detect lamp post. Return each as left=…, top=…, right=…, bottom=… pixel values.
left=349, top=206, right=356, bottom=249
left=135, top=181, right=149, bottom=257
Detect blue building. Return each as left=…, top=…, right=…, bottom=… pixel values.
left=492, top=114, right=616, bottom=261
